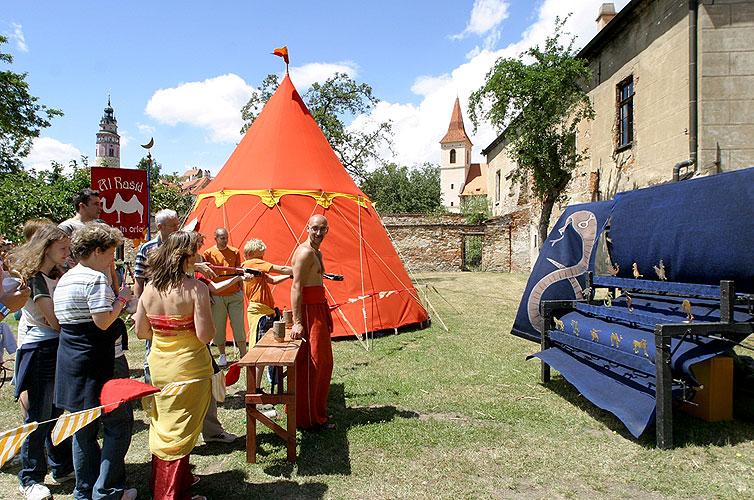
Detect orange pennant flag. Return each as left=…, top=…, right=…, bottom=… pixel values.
left=272, top=46, right=289, bottom=64
left=52, top=407, right=102, bottom=446
left=0, top=422, right=38, bottom=467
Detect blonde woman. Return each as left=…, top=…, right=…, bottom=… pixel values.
left=9, top=225, right=74, bottom=500
left=134, top=231, right=213, bottom=500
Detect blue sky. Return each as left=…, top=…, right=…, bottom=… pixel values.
left=1, top=0, right=629, bottom=177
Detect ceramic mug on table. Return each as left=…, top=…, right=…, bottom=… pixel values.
left=273, top=320, right=286, bottom=342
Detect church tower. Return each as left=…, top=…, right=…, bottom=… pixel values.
left=95, top=95, right=121, bottom=167
left=439, top=97, right=472, bottom=212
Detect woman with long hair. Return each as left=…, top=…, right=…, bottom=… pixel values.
left=53, top=223, right=135, bottom=500
left=9, top=224, right=74, bottom=500
left=134, top=231, right=214, bottom=500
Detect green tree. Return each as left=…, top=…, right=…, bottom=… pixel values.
left=0, top=158, right=89, bottom=241
left=241, top=72, right=392, bottom=180
left=136, top=156, right=193, bottom=216
left=359, top=163, right=441, bottom=213
left=469, top=17, right=594, bottom=246
left=0, top=35, right=63, bottom=173
left=460, top=196, right=491, bottom=224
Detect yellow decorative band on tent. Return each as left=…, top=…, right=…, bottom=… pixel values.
left=193, top=189, right=370, bottom=210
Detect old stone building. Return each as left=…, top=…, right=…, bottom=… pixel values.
left=484, top=0, right=754, bottom=269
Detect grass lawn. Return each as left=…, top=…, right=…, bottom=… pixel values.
left=1, top=271, right=753, bottom=499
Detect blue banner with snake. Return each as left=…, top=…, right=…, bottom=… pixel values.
left=511, top=200, right=615, bottom=342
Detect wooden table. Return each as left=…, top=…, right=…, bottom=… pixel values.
left=237, top=329, right=302, bottom=463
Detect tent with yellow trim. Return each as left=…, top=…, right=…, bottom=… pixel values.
left=186, top=74, right=428, bottom=338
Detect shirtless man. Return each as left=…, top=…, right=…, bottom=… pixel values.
left=290, top=214, right=334, bottom=429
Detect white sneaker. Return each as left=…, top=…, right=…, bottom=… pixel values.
left=203, top=430, right=237, bottom=443
left=121, top=488, right=138, bottom=500
left=217, top=354, right=227, bottom=367
left=262, top=409, right=278, bottom=419
left=19, top=483, right=51, bottom=500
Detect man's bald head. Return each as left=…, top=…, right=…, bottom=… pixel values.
left=214, top=227, right=229, bottom=250
left=306, top=215, right=328, bottom=248
left=308, top=215, right=327, bottom=227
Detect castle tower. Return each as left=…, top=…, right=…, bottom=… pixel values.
left=439, top=97, right=472, bottom=212
left=95, top=95, right=120, bottom=167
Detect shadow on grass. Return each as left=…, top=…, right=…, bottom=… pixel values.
left=262, top=383, right=418, bottom=478
left=121, top=462, right=328, bottom=499
left=197, top=469, right=328, bottom=499
left=544, top=375, right=754, bottom=448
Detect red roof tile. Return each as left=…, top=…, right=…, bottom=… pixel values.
left=440, top=97, right=472, bottom=145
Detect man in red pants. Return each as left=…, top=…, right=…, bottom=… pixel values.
left=290, top=214, right=335, bottom=430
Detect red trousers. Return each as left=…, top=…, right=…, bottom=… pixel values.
left=150, top=454, right=193, bottom=500
left=296, top=286, right=333, bottom=428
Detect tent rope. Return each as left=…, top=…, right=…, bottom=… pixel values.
left=329, top=202, right=425, bottom=310
left=323, top=285, right=369, bottom=350
left=227, top=196, right=264, bottom=238
left=357, top=196, right=370, bottom=350
left=374, top=211, right=453, bottom=329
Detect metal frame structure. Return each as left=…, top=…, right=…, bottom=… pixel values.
left=540, top=274, right=754, bottom=448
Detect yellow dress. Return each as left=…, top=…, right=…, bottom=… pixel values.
left=146, top=314, right=213, bottom=461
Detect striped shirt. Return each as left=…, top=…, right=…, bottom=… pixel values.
left=54, top=264, right=115, bottom=324
left=134, top=235, right=163, bottom=280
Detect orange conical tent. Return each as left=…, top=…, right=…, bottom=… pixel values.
left=186, top=75, right=428, bottom=338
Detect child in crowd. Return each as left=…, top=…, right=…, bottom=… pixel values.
left=241, top=239, right=293, bottom=393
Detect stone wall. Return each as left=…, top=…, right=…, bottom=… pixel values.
left=381, top=210, right=532, bottom=273
left=699, top=0, right=754, bottom=174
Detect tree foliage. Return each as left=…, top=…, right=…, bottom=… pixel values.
left=460, top=196, right=491, bottom=224
left=0, top=35, right=63, bottom=173
left=241, top=72, right=392, bottom=180
left=468, top=17, right=594, bottom=245
left=136, top=156, right=193, bottom=216
left=0, top=158, right=90, bottom=241
left=359, top=163, right=441, bottom=213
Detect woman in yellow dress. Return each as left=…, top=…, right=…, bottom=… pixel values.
left=134, top=231, right=214, bottom=500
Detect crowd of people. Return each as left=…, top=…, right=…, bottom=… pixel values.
left=1, top=189, right=336, bottom=500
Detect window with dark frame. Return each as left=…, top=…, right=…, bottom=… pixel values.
left=618, top=78, right=634, bottom=149
left=495, top=170, right=501, bottom=203
left=450, top=149, right=456, bottom=163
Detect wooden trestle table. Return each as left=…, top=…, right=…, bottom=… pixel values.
left=237, top=328, right=302, bottom=463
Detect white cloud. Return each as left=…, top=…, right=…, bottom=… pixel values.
left=9, top=23, right=27, bottom=52
left=143, top=63, right=358, bottom=145
left=136, top=123, right=156, bottom=136
left=145, top=73, right=255, bottom=143
left=451, top=0, right=509, bottom=50
left=350, top=0, right=631, bottom=169
left=289, top=62, right=358, bottom=89
left=24, top=137, right=82, bottom=172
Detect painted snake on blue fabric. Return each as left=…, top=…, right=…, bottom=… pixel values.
left=527, top=211, right=598, bottom=334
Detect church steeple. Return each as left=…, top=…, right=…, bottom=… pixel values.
left=439, top=97, right=473, bottom=212
left=440, top=97, right=472, bottom=146
left=95, top=94, right=121, bottom=167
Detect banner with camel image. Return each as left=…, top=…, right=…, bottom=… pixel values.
left=91, top=167, right=149, bottom=238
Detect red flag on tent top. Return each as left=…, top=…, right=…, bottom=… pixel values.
left=272, top=46, right=289, bottom=64
left=100, top=379, right=160, bottom=413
